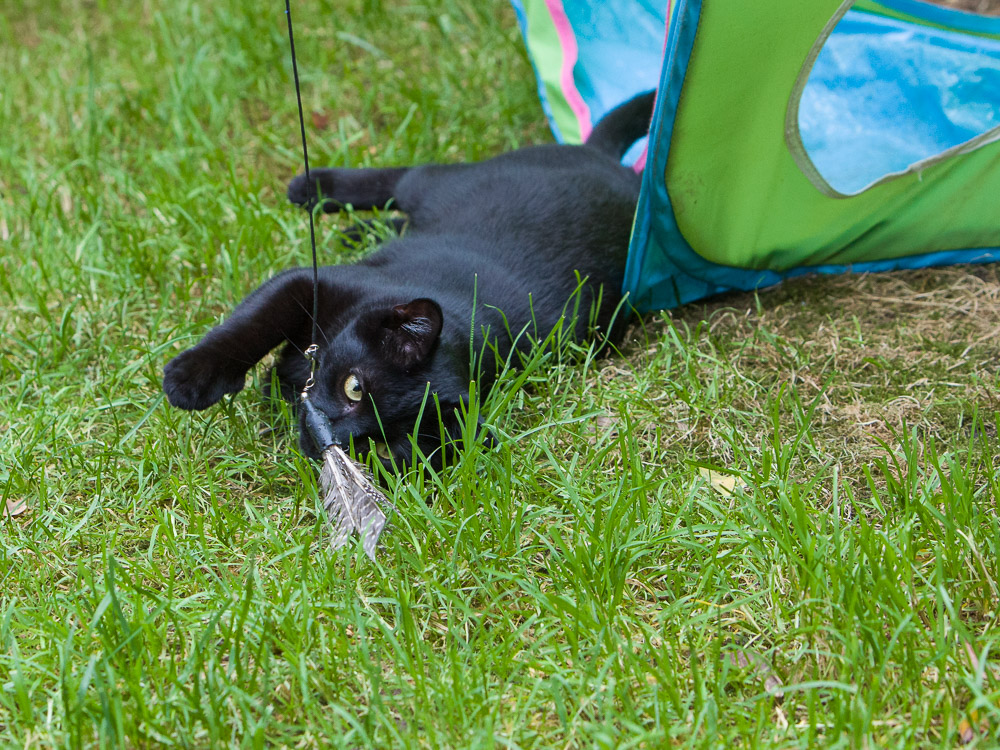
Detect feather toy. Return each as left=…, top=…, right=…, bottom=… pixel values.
left=285, top=0, right=391, bottom=559
left=301, top=392, right=390, bottom=560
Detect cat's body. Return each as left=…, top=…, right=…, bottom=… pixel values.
left=163, top=91, right=655, bottom=466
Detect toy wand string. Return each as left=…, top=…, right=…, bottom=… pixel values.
left=284, top=0, right=390, bottom=560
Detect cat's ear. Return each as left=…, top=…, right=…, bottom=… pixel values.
left=381, top=298, right=442, bottom=368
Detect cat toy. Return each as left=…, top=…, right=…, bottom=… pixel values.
left=284, top=0, right=391, bottom=559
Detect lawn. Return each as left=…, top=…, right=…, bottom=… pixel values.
left=2, top=1, right=999, bottom=747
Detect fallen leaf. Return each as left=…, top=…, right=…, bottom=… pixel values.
left=3, top=497, right=29, bottom=518
left=311, top=110, right=331, bottom=130
left=728, top=647, right=783, bottom=700
left=958, top=704, right=989, bottom=744
left=583, top=411, right=619, bottom=440
left=958, top=718, right=975, bottom=744
left=0, top=217, right=9, bottom=241
left=699, top=467, right=747, bottom=497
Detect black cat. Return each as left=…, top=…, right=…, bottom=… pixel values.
left=163, top=91, right=655, bottom=467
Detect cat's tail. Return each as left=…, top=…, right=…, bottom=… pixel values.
left=584, top=90, right=656, bottom=160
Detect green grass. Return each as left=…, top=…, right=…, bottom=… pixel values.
left=3, top=1, right=1000, bottom=747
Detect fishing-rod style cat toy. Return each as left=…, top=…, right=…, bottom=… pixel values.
left=283, top=0, right=391, bottom=560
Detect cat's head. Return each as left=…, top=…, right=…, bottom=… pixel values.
left=295, top=298, right=489, bottom=469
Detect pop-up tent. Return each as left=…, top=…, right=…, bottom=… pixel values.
left=512, top=0, right=1000, bottom=311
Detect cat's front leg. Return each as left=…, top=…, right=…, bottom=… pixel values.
left=163, top=268, right=315, bottom=410
left=287, top=167, right=410, bottom=212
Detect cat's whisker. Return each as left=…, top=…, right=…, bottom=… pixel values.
left=414, top=431, right=452, bottom=442
left=290, top=296, right=332, bottom=350
left=285, top=340, right=308, bottom=357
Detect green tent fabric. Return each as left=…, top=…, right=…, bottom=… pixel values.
left=513, top=0, right=1000, bottom=311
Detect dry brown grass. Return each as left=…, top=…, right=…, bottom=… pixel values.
left=617, top=266, right=1000, bottom=488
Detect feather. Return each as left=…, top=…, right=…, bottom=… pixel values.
left=319, top=444, right=390, bottom=560
left=301, top=394, right=391, bottom=560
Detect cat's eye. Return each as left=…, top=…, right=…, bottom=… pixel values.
left=343, top=374, right=363, bottom=402
left=374, top=442, right=392, bottom=461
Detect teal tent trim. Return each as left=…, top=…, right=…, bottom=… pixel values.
left=622, top=0, right=705, bottom=312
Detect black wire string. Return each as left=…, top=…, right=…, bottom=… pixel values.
left=284, top=0, right=320, bottom=351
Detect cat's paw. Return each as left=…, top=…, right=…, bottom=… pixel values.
left=287, top=171, right=339, bottom=213
left=163, top=347, right=246, bottom=410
